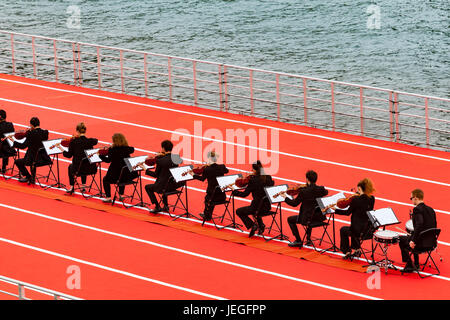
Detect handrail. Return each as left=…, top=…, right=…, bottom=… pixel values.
left=0, top=29, right=448, bottom=151
left=0, top=275, right=82, bottom=300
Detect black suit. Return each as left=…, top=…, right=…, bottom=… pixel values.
left=99, top=146, right=137, bottom=197
left=335, top=194, right=375, bottom=254
left=0, top=120, right=16, bottom=170
left=193, top=163, right=229, bottom=219
left=233, top=175, right=275, bottom=229
left=285, top=184, right=328, bottom=242
left=14, top=128, right=51, bottom=180
left=145, top=153, right=183, bottom=208
left=399, top=202, right=437, bottom=264
left=62, top=136, right=98, bottom=186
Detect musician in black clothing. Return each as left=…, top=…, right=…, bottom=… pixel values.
left=10, top=117, right=51, bottom=184
left=0, top=110, right=16, bottom=173
left=191, top=150, right=229, bottom=221
left=60, top=122, right=98, bottom=193
left=282, top=170, right=328, bottom=249
left=334, top=178, right=375, bottom=259
left=144, top=140, right=183, bottom=213
left=232, top=160, right=275, bottom=238
left=399, top=189, right=437, bottom=273
left=100, top=133, right=138, bottom=203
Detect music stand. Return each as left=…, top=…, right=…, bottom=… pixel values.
left=216, top=174, right=244, bottom=230
left=2, top=132, right=21, bottom=180
left=263, top=184, right=292, bottom=241
left=42, top=139, right=67, bottom=189
left=316, top=192, right=347, bottom=253
left=84, top=148, right=104, bottom=198
left=367, top=207, right=401, bottom=273
left=169, top=165, right=199, bottom=220
left=123, top=156, right=152, bottom=208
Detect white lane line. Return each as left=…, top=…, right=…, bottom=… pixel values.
left=0, top=236, right=227, bottom=300
left=2, top=97, right=450, bottom=188
left=1, top=76, right=449, bottom=163
left=10, top=123, right=450, bottom=216
left=0, top=203, right=381, bottom=300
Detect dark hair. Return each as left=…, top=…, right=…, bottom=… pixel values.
left=0, top=110, right=6, bottom=121
left=411, top=189, right=424, bottom=200
left=30, top=117, right=40, bottom=127
left=306, top=170, right=318, bottom=184
left=161, top=140, right=173, bottom=152
left=76, top=122, right=87, bottom=134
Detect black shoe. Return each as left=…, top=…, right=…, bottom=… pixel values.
left=150, top=206, right=162, bottom=214
left=288, top=241, right=303, bottom=248
left=66, top=187, right=75, bottom=194
left=402, top=263, right=415, bottom=273
left=19, top=177, right=29, bottom=183
left=257, top=224, right=265, bottom=235
left=305, top=239, right=314, bottom=246
left=200, top=213, right=212, bottom=221
left=249, top=224, right=258, bottom=238
left=0, top=168, right=6, bottom=174
left=343, top=252, right=353, bottom=260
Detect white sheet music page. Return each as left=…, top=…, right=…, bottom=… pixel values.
left=265, top=185, right=293, bottom=203
left=217, top=174, right=242, bottom=191
left=43, top=139, right=68, bottom=155
left=318, top=192, right=346, bottom=212
left=169, top=165, right=194, bottom=182
left=369, top=208, right=399, bottom=226
left=3, top=132, right=25, bottom=147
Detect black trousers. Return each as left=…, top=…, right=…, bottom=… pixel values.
left=287, top=215, right=312, bottom=243
left=15, top=158, right=33, bottom=179
left=145, top=184, right=168, bottom=208
left=203, top=192, right=226, bottom=219
left=103, top=176, right=125, bottom=198
left=399, top=235, right=419, bottom=265
left=340, top=226, right=361, bottom=254
left=236, top=206, right=266, bottom=230
left=2, top=157, right=9, bottom=170
left=68, top=164, right=87, bottom=186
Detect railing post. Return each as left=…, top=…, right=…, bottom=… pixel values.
left=249, top=69, right=254, bottom=116
left=218, top=64, right=223, bottom=111
left=53, top=40, right=58, bottom=82
left=425, top=97, right=430, bottom=148
left=168, top=57, right=172, bottom=102
left=97, top=46, right=102, bottom=89
left=360, top=87, right=364, bottom=135
left=223, top=65, right=229, bottom=112
left=394, top=92, right=400, bottom=142
left=276, top=74, right=280, bottom=121
left=120, top=50, right=125, bottom=94
left=77, top=43, right=82, bottom=85
left=18, top=284, right=25, bottom=300
left=302, top=78, right=308, bottom=125
left=331, top=82, right=335, bottom=131
left=72, top=43, right=78, bottom=86
left=389, top=91, right=394, bottom=141
left=10, top=34, right=16, bottom=75
left=193, top=61, right=198, bottom=106
left=32, top=37, right=37, bottom=78
left=144, top=53, right=148, bottom=98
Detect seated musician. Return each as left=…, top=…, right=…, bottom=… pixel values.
left=0, top=109, right=16, bottom=173
left=333, top=178, right=375, bottom=259
left=191, top=150, right=229, bottom=221
left=11, top=117, right=51, bottom=184
left=100, top=133, right=138, bottom=203
left=232, top=160, right=274, bottom=237
left=399, top=189, right=437, bottom=273
left=144, top=140, right=183, bottom=213
left=60, top=122, right=98, bottom=193
left=281, top=170, right=328, bottom=249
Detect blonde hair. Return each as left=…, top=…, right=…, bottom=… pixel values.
left=112, top=133, right=129, bottom=147
left=76, top=122, right=87, bottom=134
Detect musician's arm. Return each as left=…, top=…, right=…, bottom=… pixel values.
left=232, top=182, right=252, bottom=198
left=412, top=208, right=424, bottom=244
left=285, top=191, right=302, bottom=207
left=62, top=141, right=73, bottom=159
left=13, top=137, right=29, bottom=149
left=193, top=173, right=207, bottom=182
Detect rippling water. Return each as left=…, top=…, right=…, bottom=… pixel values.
left=1, top=0, right=448, bottom=98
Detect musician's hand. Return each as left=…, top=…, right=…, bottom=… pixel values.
left=7, top=136, right=14, bottom=141
left=409, top=241, right=415, bottom=249
left=280, top=193, right=287, bottom=199
left=58, top=145, right=64, bottom=152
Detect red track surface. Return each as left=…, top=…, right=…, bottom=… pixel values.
left=0, top=73, right=449, bottom=300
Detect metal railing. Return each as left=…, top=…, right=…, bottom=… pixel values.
left=0, top=30, right=448, bottom=151
left=0, top=275, right=82, bottom=300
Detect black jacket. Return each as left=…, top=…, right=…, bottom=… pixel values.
left=0, top=121, right=16, bottom=157
left=232, top=175, right=275, bottom=214
left=100, top=146, right=137, bottom=182
left=193, top=163, right=229, bottom=198
left=145, top=153, right=183, bottom=192
left=285, top=184, right=328, bottom=224
left=63, top=136, right=98, bottom=175
left=411, top=202, right=437, bottom=248
left=335, top=194, right=375, bottom=236
left=13, top=128, right=51, bottom=165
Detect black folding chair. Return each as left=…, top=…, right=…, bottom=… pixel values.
left=156, top=177, right=188, bottom=218
left=111, top=166, right=140, bottom=208
left=68, top=157, right=101, bottom=199
left=32, top=148, right=56, bottom=188
left=403, top=228, right=441, bottom=278
left=203, top=186, right=233, bottom=228
left=1, top=147, right=18, bottom=180
left=253, top=196, right=289, bottom=241
left=300, top=207, right=332, bottom=251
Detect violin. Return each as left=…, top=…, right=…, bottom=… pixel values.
left=322, top=193, right=359, bottom=213
left=50, top=135, right=78, bottom=150
left=181, top=163, right=210, bottom=177
left=7, top=128, right=32, bottom=141
left=87, top=145, right=110, bottom=159
left=273, top=183, right=307, bottom=198
left=145, top=152, right=167, bottom=166
left=235, top=173, right=254, bottom=188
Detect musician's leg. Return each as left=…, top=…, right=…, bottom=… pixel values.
left=399, top=235, right=413, bottom=263
left=145, top=184, right=159, bottom=207
left=287, top=215, right=302, bottom=244
left=236, top=206, right=254, bottom=230
left=102, top=177, right=112, bottom=198
left=2, top=157, right=8, bottom=172
left=68, top=164, right=75, bottom=186
left=15, top=158, right=31, bottom=180
left=340, top=226, right=351, bottom=254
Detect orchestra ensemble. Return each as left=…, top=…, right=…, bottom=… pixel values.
left=0, top=110, right=439, bottom=274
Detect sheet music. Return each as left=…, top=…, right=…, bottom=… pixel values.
left=216, top=174, right=243, bottom=191
left=84, top=148, right=102, bottom=164
left=3, top=132, right=25, bottom=147
left=265, top=184, right=293, bottom=204
left=124, top=156, right=152, bottom=172
left=316, top=192, right=347, bottom=213
left=169, top=165, right=194, bottom=182
left=368, top=207, right=400, bottom=227
left=42, top=139, right=68, bottom=156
